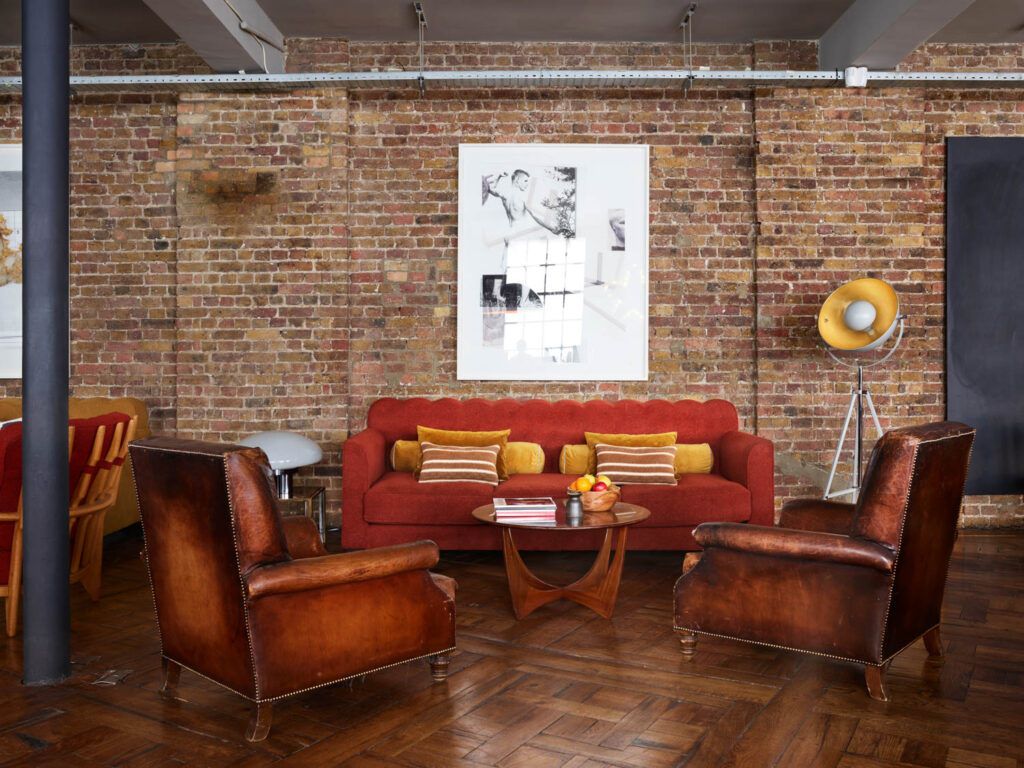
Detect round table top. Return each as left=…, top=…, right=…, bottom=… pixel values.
left=471, top=500, right=650, bottom=531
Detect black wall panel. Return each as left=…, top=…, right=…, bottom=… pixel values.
left=946, top=137, right=1024, bottom=495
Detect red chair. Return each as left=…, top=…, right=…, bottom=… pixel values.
left=0, top=420, right=24, bottom=636
left=0, top=412, right=136, bottom=636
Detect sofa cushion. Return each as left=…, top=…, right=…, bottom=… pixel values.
left=364, top=472, right=496, bottom=525
left=418, top=442, right=500, bottom=486
left=561, top=442, right=714, bottom=476
left=621, top=474, right=752, bottom=527
left=584, top=431, right=677, bottom=474
left=417, top=426, right=511, bottom=479
left=595, top=443, right=678, bottom=485
left=494, top=473, right=576, bottom=499
left=392, top=439, right=545, bottom=475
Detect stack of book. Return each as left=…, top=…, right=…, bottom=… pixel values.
left=493, top=497, right=557, bottom=524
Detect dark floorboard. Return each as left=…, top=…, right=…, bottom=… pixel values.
left=1, top=528, right=1021, bottom=767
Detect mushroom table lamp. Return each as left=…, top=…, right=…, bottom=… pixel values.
left=238, top=431, right=322, bottom=499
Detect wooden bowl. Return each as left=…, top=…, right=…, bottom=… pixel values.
left=580, top=485, right=620, bottom=512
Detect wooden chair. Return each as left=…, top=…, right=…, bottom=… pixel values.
left=68, top=414, right=138, bottom=601
left=0, top=413, right=136, bottom=636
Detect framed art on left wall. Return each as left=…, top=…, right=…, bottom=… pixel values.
left=0, top=144, right=22, bottom=380
left=457, top=143, right=649, bottom=381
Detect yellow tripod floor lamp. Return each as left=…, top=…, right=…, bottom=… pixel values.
left=818, top=278, right=905, bottom=501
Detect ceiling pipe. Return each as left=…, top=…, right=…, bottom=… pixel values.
left=1, top=68, right=1022, bottom=93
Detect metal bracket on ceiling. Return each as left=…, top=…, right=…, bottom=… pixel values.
left=414, top=1, right=427, bottom=97
left=679, top=2, right=697, bottom=92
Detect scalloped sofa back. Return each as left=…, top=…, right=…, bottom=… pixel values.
left=341, top=398, right=775, bottom=551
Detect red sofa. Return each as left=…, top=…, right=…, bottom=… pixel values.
left=341, top=398, right=774, bottom=551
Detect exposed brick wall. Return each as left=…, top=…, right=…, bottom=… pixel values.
left=173, top=89, right=350, bottom=499
left=346, top=42, right=759, bottom=428
left=0, top=38, right=1020, bottom=527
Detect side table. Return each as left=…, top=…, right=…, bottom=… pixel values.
left=277, top=485, right=327, bottom=540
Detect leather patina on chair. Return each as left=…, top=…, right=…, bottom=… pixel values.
left=129, top=437, right=457, bottom=742
left=674, top=421, right=975, bottom=701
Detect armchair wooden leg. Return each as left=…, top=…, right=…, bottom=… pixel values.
left=676, top=629, right=697, bottom=660
left=429, top=652, right=452, bottom=682
left=160, top=659, right=181, bottom=696
left=246, top=702, right=273, bottom=742
left=923, top=626, right=944, bottom=661
left=865, top=662, right=890, bottom=702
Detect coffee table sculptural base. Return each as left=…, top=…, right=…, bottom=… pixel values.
left=472, top=502, right=651, bottom=620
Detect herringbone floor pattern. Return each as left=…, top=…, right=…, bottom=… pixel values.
left=0, top=529, right=1021, bottom=767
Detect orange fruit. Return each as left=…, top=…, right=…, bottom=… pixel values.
left=568, top=479, right=578, bottom=491
left=576, top=476, right=593, bottom=492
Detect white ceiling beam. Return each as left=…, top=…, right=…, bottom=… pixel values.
left=819, top=0, right=979, bottom=70
left=139, top=0, right=285, bottom=74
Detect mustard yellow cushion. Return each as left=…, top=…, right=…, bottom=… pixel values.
left=583, top=431, right=677, bottom=474
left=394, top=438, right=543, bottom=476
left=390, top=440, right=422, bottom=472
left=559, top=444, right=591, bottom=475
left=674, top=443, right=713, bottom=474
left=503, top=441, right=545, bottom=474
left=417, top=426, right=511, bottom=479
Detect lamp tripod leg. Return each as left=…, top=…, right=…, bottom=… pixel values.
left=824, top=391, right=859, bottom=499
left=863, top=390, right=883, bottom=436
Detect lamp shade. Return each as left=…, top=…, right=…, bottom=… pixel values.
left=238, top=431, right=322, bottom=470
left=818, top=278, right=899, bottom=351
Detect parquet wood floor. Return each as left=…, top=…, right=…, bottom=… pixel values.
left=0, top=529, right=1021, bottom=767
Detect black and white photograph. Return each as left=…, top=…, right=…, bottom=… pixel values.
left=458, top=143, right=648, bottom=381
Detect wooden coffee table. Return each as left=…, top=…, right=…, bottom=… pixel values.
left=471, top=501, right=650, bottom=620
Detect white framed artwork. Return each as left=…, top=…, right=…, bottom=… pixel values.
left=0, top=144, right=22, bottom=380
left=457, top=143, right=649, bottom=381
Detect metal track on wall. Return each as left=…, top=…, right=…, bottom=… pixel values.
left=0, top=69, right=1023, bottom=93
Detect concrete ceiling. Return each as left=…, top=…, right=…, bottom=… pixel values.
left=0, top=0, right=1022, bottom=48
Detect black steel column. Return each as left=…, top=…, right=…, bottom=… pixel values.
left=21, top=0, right=70, bottom=684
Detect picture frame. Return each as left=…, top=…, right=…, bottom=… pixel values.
left=0, top=143, right=22, bottom=380
left=457, top=143, right=649, bottom=381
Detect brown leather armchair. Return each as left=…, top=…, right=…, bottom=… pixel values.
left=674, top=421, right=975, bottom=701
left=129, top=437, right=457, bottom=742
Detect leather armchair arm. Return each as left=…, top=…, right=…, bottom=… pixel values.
left=279, top=515, right=327, bottom=559
left=718, top=431, right=775, bottom=526
left=245, top=540, right=440, bottom=599
left=779, top=499, right=857, bottom=535
left=694, top=522, right=894, bottom=572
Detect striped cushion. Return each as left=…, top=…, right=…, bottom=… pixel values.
left=418, top=442, right=501, bottom=485
left=595, top=443, right=678, bottom=485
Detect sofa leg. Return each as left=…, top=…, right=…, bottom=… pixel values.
left=923, top=626, right=944, bottom=662
left=865, top=662, right=890, bottom=702
left=160, top=658, right=181, bottom=696
left=429, top=652, right=452, bottom=682
left=246, top=702, right=273, bottom=742
left=676, top=629, right=697, bottom=660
